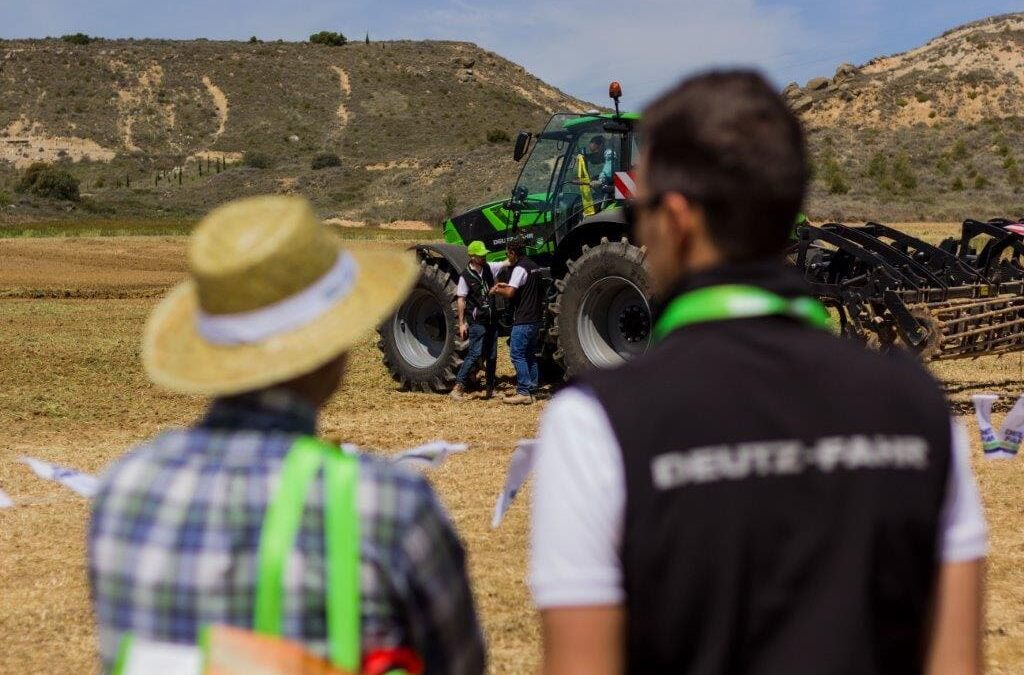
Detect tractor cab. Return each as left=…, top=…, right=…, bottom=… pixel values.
left=443, top=83, right=641, bottom=263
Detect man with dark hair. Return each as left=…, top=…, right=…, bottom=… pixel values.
left=530, top=71, right=985, bottom=675
left=586, top=135, right=615, bottom=192
left=491, top=238, right=544, bottom=404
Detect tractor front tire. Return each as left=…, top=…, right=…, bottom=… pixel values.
left=377, top=261, right=466, bottom=392
left=551, top=237, right=652, bottom=379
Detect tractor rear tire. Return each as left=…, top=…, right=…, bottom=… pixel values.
left=377, top=261, right=466, bottom=392
left=551, top=237, right=652, bottom=379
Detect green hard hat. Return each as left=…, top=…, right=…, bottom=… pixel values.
left=467, top=241, right=489, bottom=257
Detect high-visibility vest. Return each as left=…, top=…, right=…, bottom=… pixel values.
left=576, top=154, right=596, bottom=217
left=112, top=437, right=419, bottom=675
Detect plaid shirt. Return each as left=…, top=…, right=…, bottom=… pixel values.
left=88, top=389, right=485, bottom=674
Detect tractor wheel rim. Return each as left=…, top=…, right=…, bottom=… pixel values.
left=393, top=288, right=447, bottom=369
left=576, top=276, right=651, bottom=368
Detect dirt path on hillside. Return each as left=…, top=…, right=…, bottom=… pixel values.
left=330, top=66, right=351, bottom=128
left=202, top=75, right=229, bottom=139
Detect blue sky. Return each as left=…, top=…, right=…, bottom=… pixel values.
left=2, top=1, right=1021, bottom=106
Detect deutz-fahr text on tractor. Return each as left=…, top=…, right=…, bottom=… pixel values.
left=378, top=82, right=650, bottom=391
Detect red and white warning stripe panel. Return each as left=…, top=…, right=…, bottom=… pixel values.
left=1005, top=223, right=1024, bottom=237
left=614, top=171, right=636, bottom=200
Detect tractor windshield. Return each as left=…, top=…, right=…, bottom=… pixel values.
left=514, top=114, right=576, bottom=202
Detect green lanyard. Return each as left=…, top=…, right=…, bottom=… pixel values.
left=652, top=284, right=832, bottom=342
left=255, top=436, right=360, bottom=671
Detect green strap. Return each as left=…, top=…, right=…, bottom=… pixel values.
left=323, top=447, right=360, bottom=671
left=653, top=284, right=832, bottom=342
left=254, top=438, right=326, bottom=636
left=254, top=436, right=361, bottom=670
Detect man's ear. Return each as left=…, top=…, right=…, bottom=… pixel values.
left=660, top=193, right=702, bottom=253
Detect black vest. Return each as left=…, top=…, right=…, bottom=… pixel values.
left=580, top=262, right=951, bottom=675
left=511, top=257, right=543, bottom=325
left=461, top=263, right=495, bottom=324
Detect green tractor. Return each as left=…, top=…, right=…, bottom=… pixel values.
left=378, top=83, right=652, bottom=391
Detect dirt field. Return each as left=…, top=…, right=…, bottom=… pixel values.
left=1, top=231, right=1023, bottom=674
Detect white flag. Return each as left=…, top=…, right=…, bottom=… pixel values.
left=491, top=439, right=538, bottom=529
left=0, top=488, right=12, bottom=508
left=391, top=441, right=468, bottom=470
left=999, top=393, right=1024, bottom=458
left=20, top=456, right=100, bottom=498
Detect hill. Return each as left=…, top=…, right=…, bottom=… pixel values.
left=788, top=13, right=1024, bottom=221
left=0, top=37, right=590, bottom=225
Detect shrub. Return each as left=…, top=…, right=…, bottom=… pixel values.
left=311, top=152, right=342, bottom=170
left=866, top=152, right=887, bottom=179
left=249, top=35, right=259, bottom=44
left=915, top=91, right=930, bottom=103
left=974, top=175, right=989, bottom=190
left=244, top=151, right=273, bottom=169
left=61, top=33, right=95, bottom=45
left=822, top=153, right=850, bottom=195
left=951, top=177, right=965, bottom=191
left=936, top=157, right=951, bottom=176
left=309, top=31, right=347, bottom=46
left=892, top=155, right=917, bottom=191
left=486, top=129, right=511, bottom=143
left=17, top=163, right=80, bottom=200
left=443, top=192, right=457, bottom=220
left=0, top=191, right=9, bottom=207
left=951, top=139, right=968, bottom=161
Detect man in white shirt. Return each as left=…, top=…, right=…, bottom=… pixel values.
left=530, top=71, right=986, bottom=675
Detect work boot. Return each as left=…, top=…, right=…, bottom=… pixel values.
left=502, top=393, right=534, bottom=405
left=449, top=385, right=467, bottom=401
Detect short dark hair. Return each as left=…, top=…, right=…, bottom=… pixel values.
left=589, top=135, right=605, bottom=146
left=506, top=237, right=527, bottom=256
left=642, top=70, right=806, bottom=260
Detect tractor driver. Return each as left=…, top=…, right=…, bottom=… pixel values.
left=586, top=135, right=616, bottom=196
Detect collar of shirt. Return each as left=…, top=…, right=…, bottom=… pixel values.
left=199, top=388, right=318, bottom=435
left=652, top=259, right=812, bottom=322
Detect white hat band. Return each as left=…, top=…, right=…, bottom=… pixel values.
left=196, top=252, right=358, bottom=345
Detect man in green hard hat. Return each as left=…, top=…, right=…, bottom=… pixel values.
left=452, top=240, right=505, bottom=400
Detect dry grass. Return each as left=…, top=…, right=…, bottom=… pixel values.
left=1, top=232, right=1023, bottom=673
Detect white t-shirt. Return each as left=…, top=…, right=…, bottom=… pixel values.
left=456, top=262, right=507, bottom=298
left=529, top=388, right=989, bottom=609
left=508, top=265, right=528, bottom=289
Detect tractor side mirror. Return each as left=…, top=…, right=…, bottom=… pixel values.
left=513, top=131, right=532, bottom=162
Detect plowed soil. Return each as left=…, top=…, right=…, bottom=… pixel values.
left=1, top=233, right=1023, bottom=674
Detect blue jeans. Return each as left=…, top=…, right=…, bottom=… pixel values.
left=455, top=322, right=498, bottom=389
left=510, top=322, right=541, bottom=395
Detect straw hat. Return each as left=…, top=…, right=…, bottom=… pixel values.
left=143, top=195, right=418, bottom=396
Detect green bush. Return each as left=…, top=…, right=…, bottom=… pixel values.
left=914, top=91, right=930, bottom=103
left=951, top=177, right=965, bottom=191
left=61, top=33, right=95, bottom=45
left=0, top=191, right=9, bottom=207
left=866, top=152, right=887, bottom=179
left=486, top=129, right=511, bottom=143
left=244, top=151, right=273, bottom=169
left=974, top=175, right=989, bottom=190
left=17, top=163, right=80, bottom=200
left=892, top=155, right=917, bottom=192
left=311, top=152, right=342, bottom=170
left=822, top=153, right=850, bottom=195
left=310, top=31, right=348, bottom=46
left=249, top=36, right=260, bottom=44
